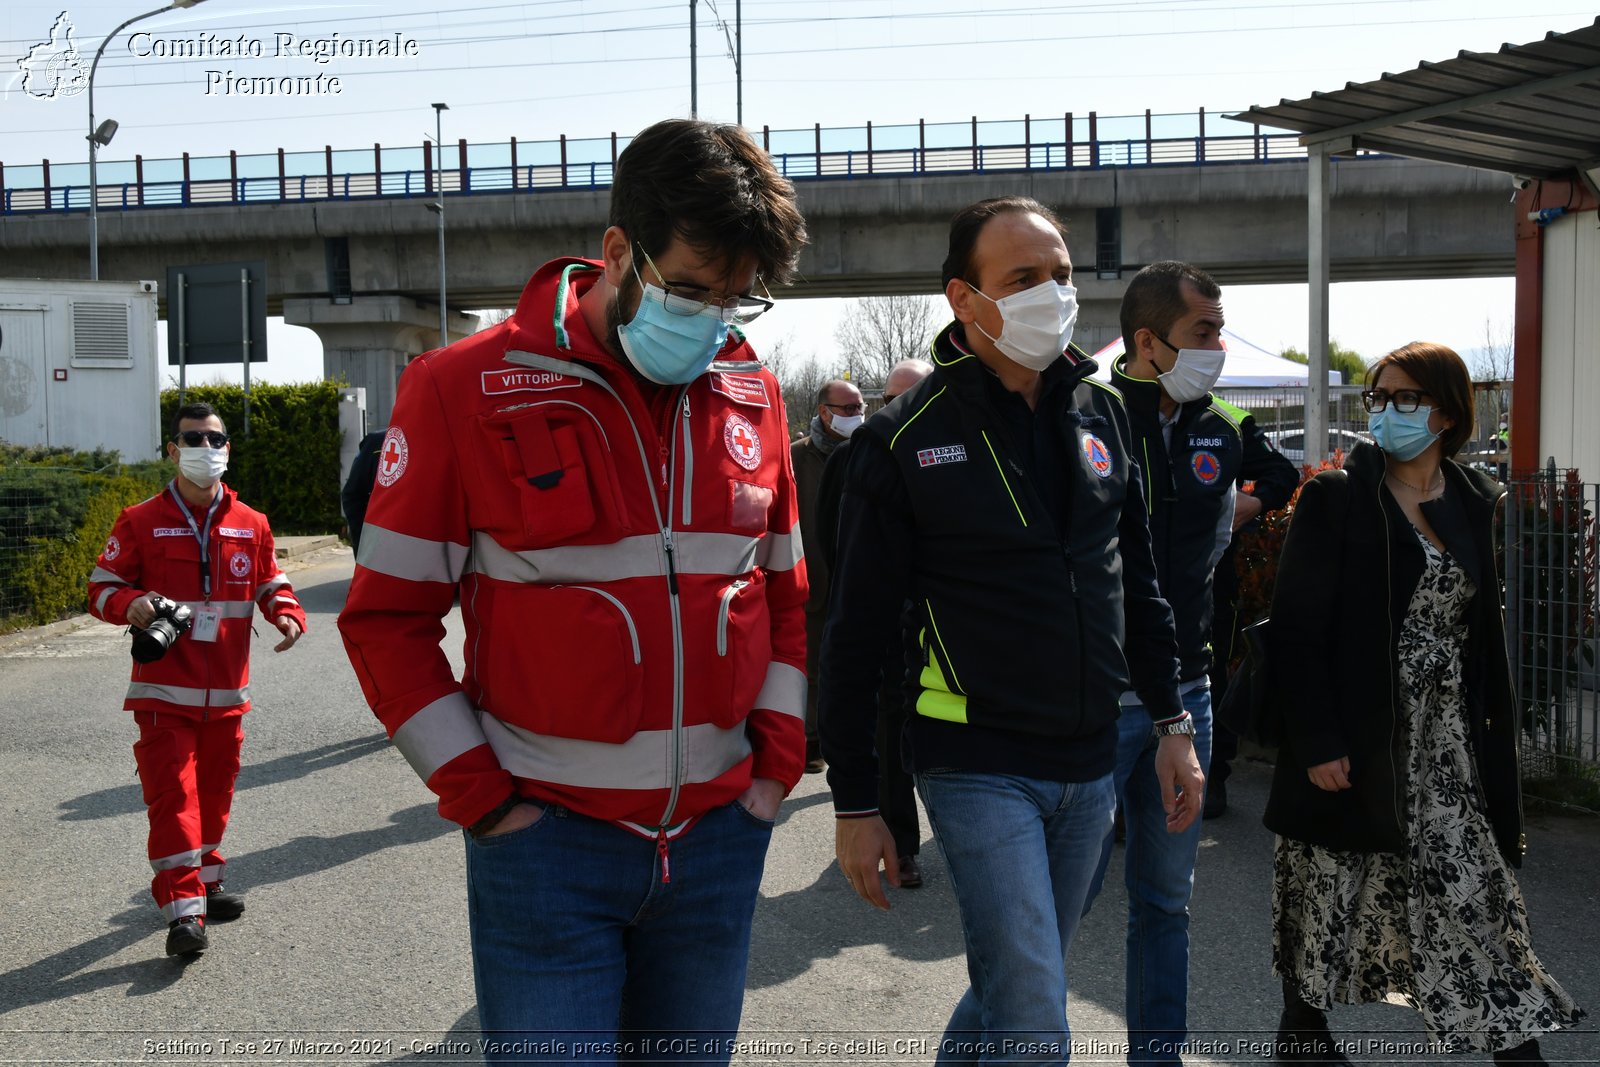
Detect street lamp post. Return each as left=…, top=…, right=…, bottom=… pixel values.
left=88, top=0, right=205, bottom=281
left=431, top=102, right=449, bottom=345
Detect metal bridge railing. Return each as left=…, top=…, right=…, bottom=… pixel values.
left=2, top=109, right=1328, bottom=216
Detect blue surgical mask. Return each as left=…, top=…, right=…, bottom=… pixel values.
left=1368, top=405, right=1440, bottom=461
left=616, top=283, right=730, bottom=385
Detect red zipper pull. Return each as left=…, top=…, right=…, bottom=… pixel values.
left=656, top=828, right=671, bottom=884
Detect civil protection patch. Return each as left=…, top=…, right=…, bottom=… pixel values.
left=1082, top=433, right=1113, bottom=478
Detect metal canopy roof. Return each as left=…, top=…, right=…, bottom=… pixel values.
left=1231, top=19, right=1600, bottom=179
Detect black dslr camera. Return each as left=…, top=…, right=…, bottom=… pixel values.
left=130, top=595, right=194, bottom=663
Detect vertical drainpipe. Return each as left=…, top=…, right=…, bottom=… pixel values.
left=1512, top=184, right=1546, bottom=474
left=1306, top=140, right=1332, bottom=466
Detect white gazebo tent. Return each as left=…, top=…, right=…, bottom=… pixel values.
left=1088, top=327, right=1340, bottom=386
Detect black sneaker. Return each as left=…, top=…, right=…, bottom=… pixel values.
left=165, top=916, right=208, bottom=957
left=205, top=883, right=245, bottom=922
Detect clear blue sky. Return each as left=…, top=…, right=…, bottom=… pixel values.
left=5, top=0, right=1585, bottom=382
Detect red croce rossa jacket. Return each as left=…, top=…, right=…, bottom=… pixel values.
left=88, top=482, right=308, bottom=718
left=338, top=259, right=809, bottom=832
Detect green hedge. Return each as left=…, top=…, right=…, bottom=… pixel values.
left=10, top=474, right=163, bottom=626
left=161, top=381, right=345, bottom=534
left=0, top=444, right=170, bottom=629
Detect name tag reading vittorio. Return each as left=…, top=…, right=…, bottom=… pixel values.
left=191, top=606, right=222, bottom=643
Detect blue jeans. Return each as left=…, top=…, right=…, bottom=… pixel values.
left=917, top=769, right=1116, bottom=1067
left=1085, top=688, right=1214, bottom=1066
left=464, top=801, right=774, bottom=1065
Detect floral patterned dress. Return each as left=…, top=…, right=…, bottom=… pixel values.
left=1272, top=527, right=1584, bottom=1053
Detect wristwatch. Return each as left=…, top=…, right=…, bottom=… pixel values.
left=1152, top=714, right=1195, bottom=739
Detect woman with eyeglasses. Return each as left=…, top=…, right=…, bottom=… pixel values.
left=1262, top=342, right=1582, bottom=1065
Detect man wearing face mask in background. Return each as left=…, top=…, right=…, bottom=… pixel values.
left=821, top=198, right=1197, bottom=1063
left=339, top=119, right=809, bottom=1063
left=792, top=378, right=865, bottom=774
left=813, top=359, right=935, bottom=888
left=87, top=402, right=306, bottom=957
left=1082, top=261, right=1299, bottom=1066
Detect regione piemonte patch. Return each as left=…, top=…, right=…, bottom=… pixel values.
left=377, top=427, right=409, bottom=487
left=917, top=444, right=968, bottom=467
left=724, top=413, right=762, bottom=471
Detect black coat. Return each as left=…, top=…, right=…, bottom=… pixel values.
left=1262, top=443, right=1523, bottom=867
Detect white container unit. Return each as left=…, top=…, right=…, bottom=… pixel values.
left=0, top=278, right=162, bottom=462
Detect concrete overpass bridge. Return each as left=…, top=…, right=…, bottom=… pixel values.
left=0, top=113, right=1515, bottom=422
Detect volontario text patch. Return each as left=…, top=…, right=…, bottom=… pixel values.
left=710, top=373, right=770, bottom=408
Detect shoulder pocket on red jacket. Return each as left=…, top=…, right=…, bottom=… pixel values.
left=480, top=406, right=625, bottom=545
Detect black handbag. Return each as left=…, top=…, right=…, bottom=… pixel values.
left=1216, top=617, right=1280, bottom=746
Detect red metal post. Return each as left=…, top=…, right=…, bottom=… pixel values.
left=1512, top=185, right=1547, bottom=473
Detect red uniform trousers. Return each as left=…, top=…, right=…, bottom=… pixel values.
left=132, top=710, right=244, bottom=921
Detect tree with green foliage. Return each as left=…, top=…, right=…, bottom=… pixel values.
left=1279, top=339, right=1367, bottom=384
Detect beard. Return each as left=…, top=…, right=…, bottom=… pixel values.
left=604, top=267, right=641, bottom=359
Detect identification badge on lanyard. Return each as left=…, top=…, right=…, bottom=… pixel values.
left=191, top=605, right=222, bottom=643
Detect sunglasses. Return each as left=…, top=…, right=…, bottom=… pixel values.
left=174, top=430, right=230, bottom=448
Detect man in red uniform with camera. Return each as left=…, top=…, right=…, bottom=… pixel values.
left=88, top=402, right=305, bottom=957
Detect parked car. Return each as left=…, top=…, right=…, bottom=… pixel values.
left=1265, top=427, right=1373, bottom=464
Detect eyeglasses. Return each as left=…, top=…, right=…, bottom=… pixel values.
left=825, top=402, right=865, bottom=415
left=1361, top=389, right=1431, bottom=414
left=174, top=430, right=230, bottom=448
left=635, top=246, right=775, bottom=325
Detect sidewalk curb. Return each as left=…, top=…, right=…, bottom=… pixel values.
left=0, top=535, right=344, bottom=654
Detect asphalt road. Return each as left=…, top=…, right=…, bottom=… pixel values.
left=1, top=545, right=1595, bottom=1065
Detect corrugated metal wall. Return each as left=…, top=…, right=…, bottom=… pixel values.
left=1539, top=213, right=1600, bottom=480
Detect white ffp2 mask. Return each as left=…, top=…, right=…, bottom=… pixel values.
left=969, top=281, right=1078, bottom=371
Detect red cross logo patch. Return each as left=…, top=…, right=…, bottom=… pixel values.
left=376, top=427, right=409, bottom=487
left=1191, top=450, right=1221, bottom=485
left=229, top=549, right=252, bottom=579
left=724, top=413, right=762, bottom=471
left=103, top=535, right=121, bottom=561
left=1082, top=433, right=1113, bottom=479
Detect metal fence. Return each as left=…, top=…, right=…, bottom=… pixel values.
left=0, top=466, right=96, bottom=623
left=1504, top=466, right=1600, bottom=785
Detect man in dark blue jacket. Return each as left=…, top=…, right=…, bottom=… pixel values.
left=1084, top=261, right=1300, bottom=1066
left=820, top=198, right=1200, bottom=1064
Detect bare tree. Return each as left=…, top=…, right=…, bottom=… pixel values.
left=761, top=335, right=838, bottom=439
left=1467, top=318, right=1515, bottom=382
left=472, top=308, right=513, bottom=331
left=833, top=295, right=943, bottom=390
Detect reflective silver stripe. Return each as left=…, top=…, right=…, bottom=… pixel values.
left=390, top=692, right=488, bottom=782
left=125, top=683, right=249, bottom=706
left=163, top=896, right=205, bottom=922
left=176, top=600, right=254, bottom=618
left=151, top=848, right=203, bottom=872
left=269, top=594, right=298, bottom=609
left=469, top=532, right=661, bottom=584
left=754, top=528, right=803, bottom=573
left=90, top=567, right=129, bottom=585
left=674, top=531, right=760, bottom=577
left=359, top=523, right=471, bottom=584
left=95, top=588, right=116, bottom=614
left=199, top=863, right=222, bottom=881
left=481, top=714, right=752, bottom=791
left=255, top=574, right=290, bottom=599
left=753, top=662, right=806, bottom=719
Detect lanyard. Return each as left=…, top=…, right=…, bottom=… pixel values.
left=167, top=482, right=223, bottom=601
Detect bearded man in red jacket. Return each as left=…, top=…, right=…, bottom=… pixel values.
left=339, top=119, right=809, bottom=1063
